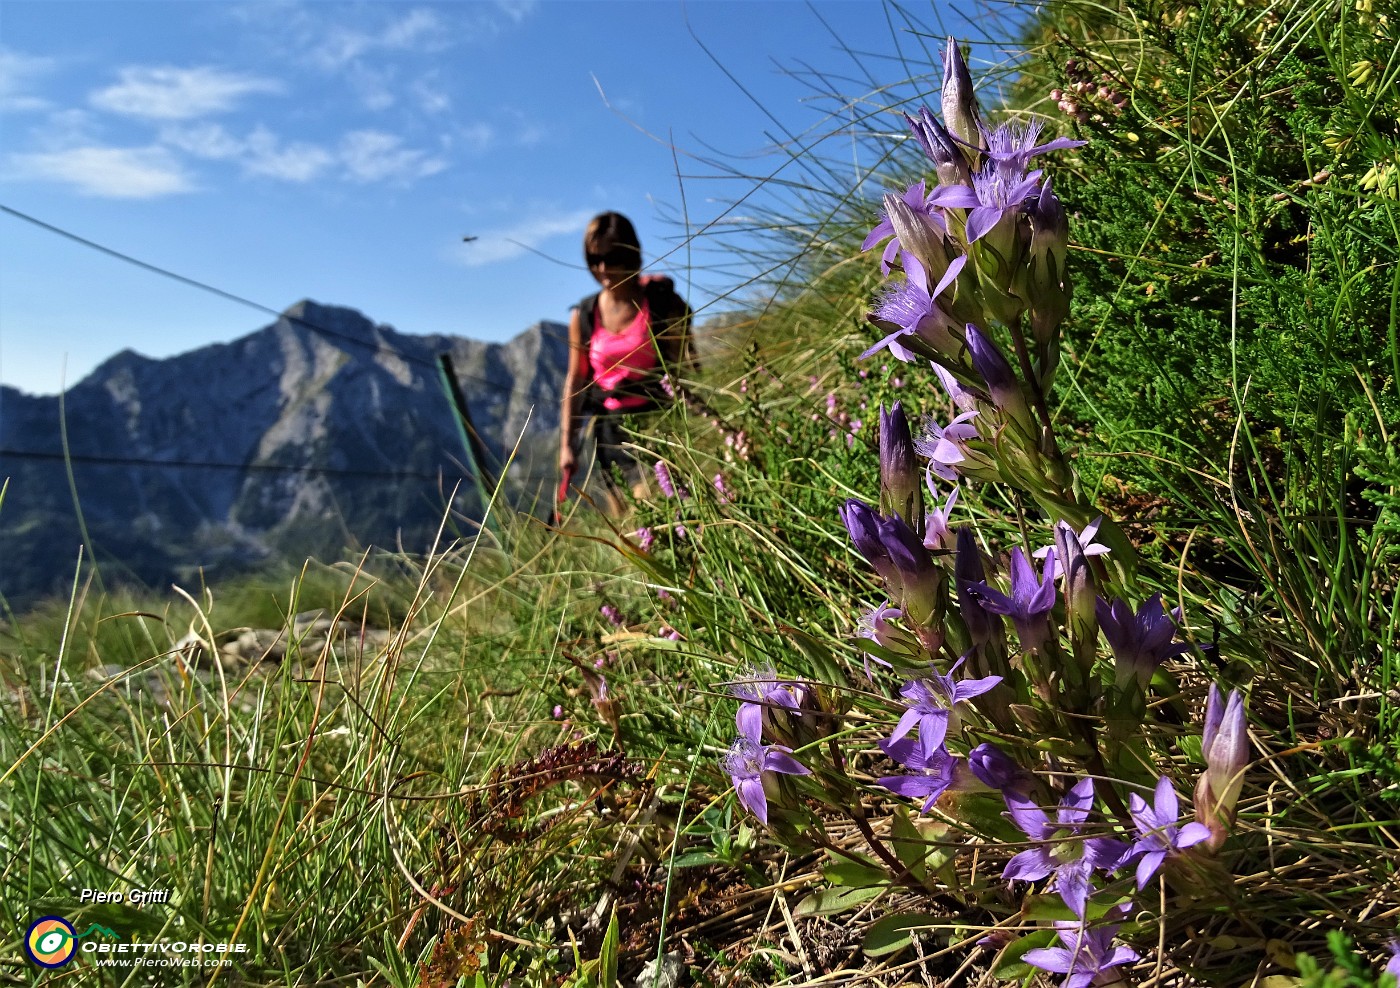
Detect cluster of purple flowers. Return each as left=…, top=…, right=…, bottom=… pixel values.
left=723, top=666, right=811, bottom=824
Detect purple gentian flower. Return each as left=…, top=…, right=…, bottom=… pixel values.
left=1023, top=913, right=1140, bottom=988
left=877, top=737, right=960, bottom=814
left=864, top=252, right=966, bottom=363
left=888, top=656, right=1003, bottom=757
left=914, top=408, right=981, bottom=482
left=840, top=499, right=941, bottom=619
left=713, top=473, right=733, bottom=504
left=1003, top=778, right=1130, bottom=917
left=857, top=601, right=904, bottom=676
left=723, top=735, right=810, bottom=825
left=730, top=664, right=804, bottom=741
left=635, top=526, right=655, bottom=552
left=923, top=482, right=960, bottom=551
left=1096, top=592, right=1192, bottom=690
left=1123, top=776, right=1210, bottom=889
left=600, top=604, right=623, bottom=627
left=964, top=120, right=1085, bottom=245
left=1034, top=517, right=1111, bottom=571
left=969, top=547, right=1058, bottom=652
left=1384, top=942, right=1400, bottom=980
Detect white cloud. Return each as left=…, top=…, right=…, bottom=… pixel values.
left=339, top=130, right=446, bottom=184
left=6, top=146, right=194, bottom=198
left=244, top=129, right=334, bottom=182
left=0, top=48, right=57, bottom=112
left=452, top=209, right=597, bottom=268
left=494, top=0, right=539, bottom=25
left=90, top=66, right=281, bottom=120
left=314, top=7, right=450, bottom=70
left=160, top=122, right=333, bottom=182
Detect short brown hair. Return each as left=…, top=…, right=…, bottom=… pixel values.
left=583, top=212, right=641, bottom=267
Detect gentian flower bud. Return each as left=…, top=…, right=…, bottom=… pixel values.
left=883, top=193, right=952, bottom=285
left=906, top=106, right=972, bottom=187
left=964, top=324, right=1036, bottom=437
left=1053, top=520, right=1098, bottom=683
left=842, top=499, right=946, bottom=632
left=1193, top=685, right=1249, bottom=849
left=967, top=743, right=1034, bottom=799
left=941, top=37, right=983, bottom=151
left=879, top=402, right=925, bottom=535
left=954, top=525, right=994, bottom=646
left=1021, top=176, right=1072, bottom=345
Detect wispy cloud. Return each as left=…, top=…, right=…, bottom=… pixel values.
left=90, top=65, right=281, bottom=120
left=452, top=209, right=596, bottom=267
left=0, top=48, right=57, bottom=112
left=163, top=123, right=334, bottom=182
left=493, top=0, right=539, bottom=25
left=314, top=8, right=450, bottom=70
left=160, top=123, right=444, bottom=185
left=339, top=130, right=447, bottom=183
left=5, top=146, right=195, bottom=198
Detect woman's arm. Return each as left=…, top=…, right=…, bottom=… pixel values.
left=559, top=307, right=586, bottom=472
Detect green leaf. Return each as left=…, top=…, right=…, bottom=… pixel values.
left=793, top=885, right=884, bottom=918
left=890, top=805, right=929, bottom=882
left=822, top=852, right=888, bottom=887
left=991, top=929, right=1058, bottom=980
left=861, top=912, right=942, bottom=958
left=778, top=623, right=847, bottom=686
left=670, top=851, right=722, bottom=868
left=1021, top=894, right=1132, bottom=924
left=598, top=909, right=620, bottom=988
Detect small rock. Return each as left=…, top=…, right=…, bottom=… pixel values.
left=631, top=951, right=684, bottom=988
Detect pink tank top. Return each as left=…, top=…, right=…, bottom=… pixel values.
left=589, top=298, right=656, bottom=411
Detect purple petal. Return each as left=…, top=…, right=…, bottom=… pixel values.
left=927, top=184, right=980, bottom=209
left=879, top=774, right=948, bottom=800
left=1022, top=947, right=1077, bottom=975
left=1176, top=821, right=1212, bottom=848
left=737, top=703, right=762, bottom=742
left=1005, top=793, right=1049, bottom=838
left=735, top=777, right=768, bottom=823
left=890, top=706, right=923, bottom=744
left=929, top=252, right=967, bottom=301
left=1057, top=777, right=1095, bottom=827
left=1054, top=863, right=1093, bottom=917
left=964, top=205, right=1003, bottom=243
left=951, top=673, right=1003, bottom=702
left=1153, top=776, right=1180, bottom=821
left=1106, top=945, right=1142, bottom=967
left=1135, top=849, right=1166, bottom=890
left=763, top=749, right=811, bottom=777
left=1003, top=847, right=1053, bottom=882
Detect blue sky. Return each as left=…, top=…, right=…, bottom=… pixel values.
left=0, top=0, right=1013, bottom=395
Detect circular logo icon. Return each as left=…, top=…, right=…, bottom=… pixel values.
left=25, top=916, right=78, bottom=968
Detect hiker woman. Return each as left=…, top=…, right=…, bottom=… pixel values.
left=558, top=211, right=692, bottom=516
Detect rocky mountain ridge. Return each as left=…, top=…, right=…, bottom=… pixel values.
left=0, top=300, right=569, bottom=607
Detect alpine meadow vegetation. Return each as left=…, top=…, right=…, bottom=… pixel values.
left=2, top=0, right=1398, bottom=985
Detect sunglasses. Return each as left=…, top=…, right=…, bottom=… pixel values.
left=586, top=248, right=637, bottom=268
